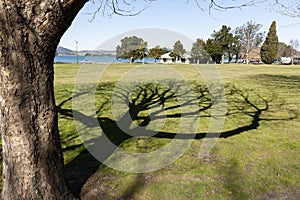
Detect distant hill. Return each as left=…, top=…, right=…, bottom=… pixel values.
left=56, top=46, right=116, bottom=56
left=56, top=46, right=74, bottom=54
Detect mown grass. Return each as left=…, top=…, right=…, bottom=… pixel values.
left=55, top=63, right=300, bottom=199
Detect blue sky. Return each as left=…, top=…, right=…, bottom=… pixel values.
left=59, top=1, right=300, bottom=51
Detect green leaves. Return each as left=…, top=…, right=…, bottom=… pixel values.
left=116, top=36, right=147, bottom=62
left=204, top=38, right=223, bottom=63
left=260, top=21, right=279, bottom=64
left=148, top=46, right=169, bottom=62
left=173, top=41, right=186, bottom=56
left=191, top=39, right=209, bottom=63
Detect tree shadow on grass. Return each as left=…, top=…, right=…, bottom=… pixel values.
left=57, top=82, right=298, bottom=198
left=250, top=74, right=300, bottom=90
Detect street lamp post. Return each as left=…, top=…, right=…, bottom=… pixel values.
left=75, top=40, right=78, bottom=63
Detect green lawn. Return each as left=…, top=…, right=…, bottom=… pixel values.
left=37, top=63, right=300, bottom=199
left=55, top=64, right=300, bottom=199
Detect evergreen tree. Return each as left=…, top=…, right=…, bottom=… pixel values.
left=204, top=39, right=223, bottom=63
left=260, top=21, right=279, bottom=64
left=212, top=25, right=234, bottom=63
left=171, top=41, right=186, bottom=61
left=191, top=39, right=209, bottom=63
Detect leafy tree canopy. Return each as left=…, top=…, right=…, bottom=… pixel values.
left=191, top=39, right=210, bottom=63
left=116, top=36, right=147, bottom=62
left=191, top=39, right=207, bottom=58
left=212, top=25, right=234, bottom=51
left=148, top=46, right=169, bottom=62
left=204, top=38, right=223, bottom=63
left=211, top=25, right=236, bottom=62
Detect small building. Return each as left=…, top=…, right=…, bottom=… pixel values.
left=280, top=57, right=292, bottom=65
left=160, top=52, right=191, bottom=64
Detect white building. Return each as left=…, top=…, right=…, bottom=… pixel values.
left=160, top=52, right=191, bottom=64
left=280, top=57, right=292, bottom=64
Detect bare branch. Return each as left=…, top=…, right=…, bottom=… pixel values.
left=84, top=0, right=156, bottom=21
left=207, top=0, right=268, bottom=12
left=274, top=0, right=300, bottom=18
left=84, top=0, right=300, bottom=21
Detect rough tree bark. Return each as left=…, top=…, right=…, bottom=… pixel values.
left=0, top=0, right=87, bottom=199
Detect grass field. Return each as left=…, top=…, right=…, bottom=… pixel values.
left=52, top=63, right=299, bottom=199
left=55, top=64, right=300, bottom=200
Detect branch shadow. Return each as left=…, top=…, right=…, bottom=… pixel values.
left=57, top=82, right=298, bottom=198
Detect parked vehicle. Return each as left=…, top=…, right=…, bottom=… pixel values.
left=249, top=59, right=263, bottom=64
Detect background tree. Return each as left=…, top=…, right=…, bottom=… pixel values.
left=260, top=21, right=279, bottom=64
left=211, top=25, right=234, bottom=63
left=204, top=38, right=223, bottom=63
left=235, top=21, right=264, bottom=64
left=171, top=40, right=186, bottom=61
left=116, top=36, right=147, bottom=63
left=136, top=41, right=148, bottom=64
left=191, top=39, right=209, bottom=64
left=116, top=45, right=122, bottom=59
left=277, top=42, right=292, bottom=59
left=169, top=51, right=177, bottom=61
left=231, top=35, right=243, bottom=63
left=289, top=39, right=300, bottom=65
left=226, top=37, right=238, bottom=63
left=148, top=46, right=169, bottom=63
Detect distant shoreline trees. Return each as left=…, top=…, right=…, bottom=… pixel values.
left=202, top=21, right=264, bottom=64
left=115, top=21, right=297, bottom=65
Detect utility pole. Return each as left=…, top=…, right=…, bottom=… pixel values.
left=75, top=40, right=78, bottom=63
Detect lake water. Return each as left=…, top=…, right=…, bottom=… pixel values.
left=54, top=55, right=157, bottom=63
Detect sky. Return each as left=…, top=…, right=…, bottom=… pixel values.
left=59, top=1, right=300, bottom=51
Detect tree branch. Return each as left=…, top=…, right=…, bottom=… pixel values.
left=274, top=0, right=300, bottom=18
left=209, top=0, right=270, bottom=14
left=84, top=0, right=156, bottom=21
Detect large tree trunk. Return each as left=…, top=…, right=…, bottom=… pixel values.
left=0, top=0, right=87, bottom=199
left=0, top=37, right=73, bottom=199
